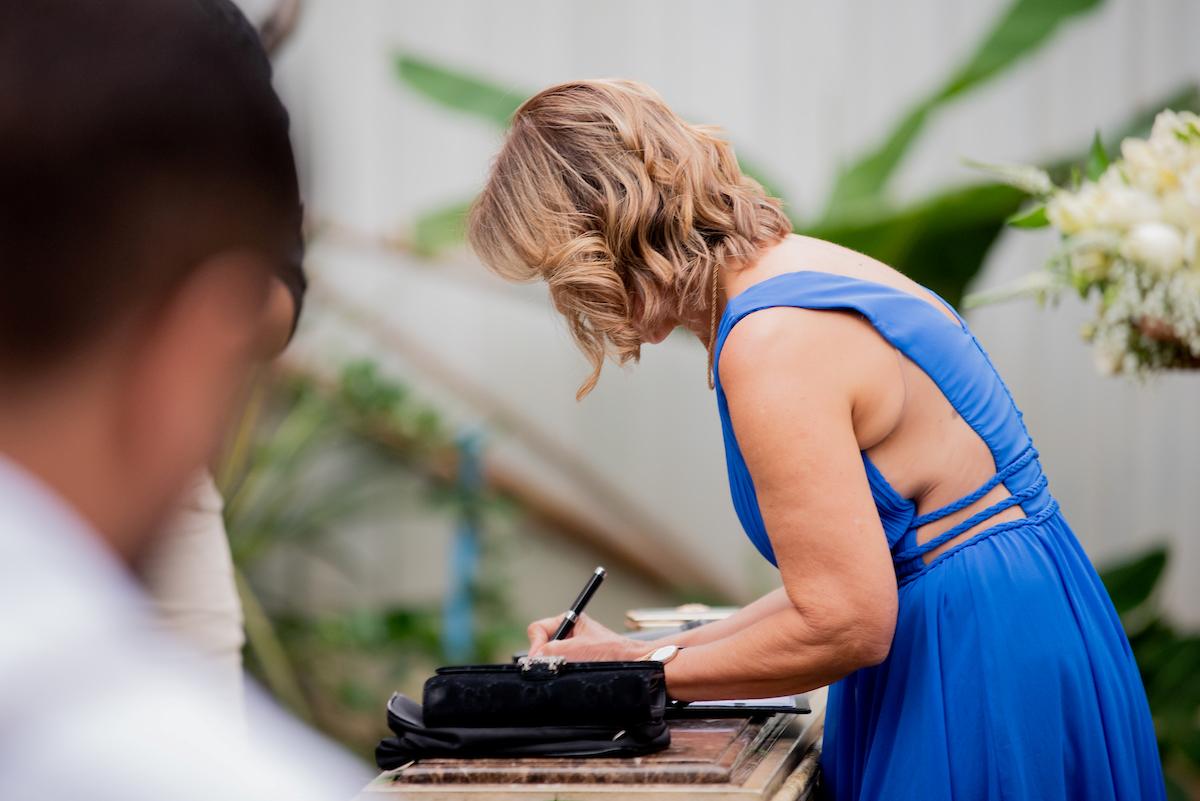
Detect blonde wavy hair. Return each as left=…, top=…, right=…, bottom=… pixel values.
left=467, top=79, right=791, bottom=399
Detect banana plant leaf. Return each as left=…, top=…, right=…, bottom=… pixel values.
left=393, top=52, right=791, bottom=246
left=1098, top=546, right=1200, bottom=795
left=410, top=198, right=473, bottom=258
left=390, top=7, right=1198, bottom=308
left=396, top=55, right=525, bottom=127
left=811, top=83, right=1200, bottom=306
left=805, top=183, right=1027, bottom=304
left=820, top=0, right=1104, bottom=219
left=1099, top=545, right=1167, bottom=616
left=391, top=0, right=1112, bottom=275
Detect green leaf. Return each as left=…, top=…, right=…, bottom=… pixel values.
left=821, top=101, right=933, bottom=221
left=1099, top=545, right=1168, bottom=616
left=1180, top=726, right=1200, bottom=771
left=803, top=182, right=1028, bottom=306
left=411, top=198, right=472, bottom=258
left=236, top=568, right=313, bottom=723
left=1007, top=203, right=1050, bottom=228
left=1163, top=771, right=1188, bottom=801
left=1086, top=130, right=1110, bottom=180
left=1129, top=618, right=1180, bottom=680
left=938, top=0, right=1103, bottom=98
left=392, top=53, right=791, bottom=207
left=822, top=0, right=1104, bottom=218
left=812, top=84, right=1200, bottom=306
left=393, top=52, right=791, bottom=254
left=339, top=360, right=409, bottom=413
left=394, top=54, right=526, bottom=127
left=337, top=679, right=380, bottom=711
left=1146, top=634, right=1200, bottom=703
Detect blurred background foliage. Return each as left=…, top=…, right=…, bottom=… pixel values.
left=223, top=0, right=1198, bottom=786
left=219, top=362, right=525, bottom=755
left=394, top=0, right=1197, bottom=307
left=1100, top=548, right=1200, bottom=800
left=222, top=361, right=1200, bottom=784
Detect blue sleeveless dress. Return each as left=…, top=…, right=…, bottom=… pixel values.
left=713, top=272, right=1165, bottom=801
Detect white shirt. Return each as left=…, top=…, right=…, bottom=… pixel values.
left=141, top=471, right=246, bottom=715
left=0, top=456, right=371, bottom=800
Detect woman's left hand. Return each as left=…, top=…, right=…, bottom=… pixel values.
left=527, top=613, right=646, bottom=662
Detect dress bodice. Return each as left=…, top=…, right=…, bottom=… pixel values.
left=713, top=271, right=1055, bottom=584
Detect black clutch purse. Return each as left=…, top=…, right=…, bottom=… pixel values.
left=423, top=655, right=667, bottom=728
left=375, top=656, right=670, bottom=767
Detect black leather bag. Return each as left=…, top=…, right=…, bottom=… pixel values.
left=423, top=657, right=667, bottom=728
left=374, top=656, right=671, bottom=767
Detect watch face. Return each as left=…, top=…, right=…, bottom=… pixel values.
left=650, top=645, right=678, bottom=663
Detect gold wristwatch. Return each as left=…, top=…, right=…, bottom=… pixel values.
left=639, top=644, right=683, bottom=664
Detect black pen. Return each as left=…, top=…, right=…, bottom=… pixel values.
left=552, top=566, right=606, bottom=641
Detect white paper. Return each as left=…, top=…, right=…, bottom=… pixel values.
left=687, top=695, right=797, bottom=708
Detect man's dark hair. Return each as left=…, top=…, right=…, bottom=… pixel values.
left=0, top=0, right=305, bottom=373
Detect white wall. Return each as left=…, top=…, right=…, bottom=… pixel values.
left=273, top=0, right=1200, bottom=621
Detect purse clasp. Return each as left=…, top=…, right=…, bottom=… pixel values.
left=518, top=655, right=565, bottom=673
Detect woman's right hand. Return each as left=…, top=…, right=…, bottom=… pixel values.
left=526, top=613, right=645, bottom=662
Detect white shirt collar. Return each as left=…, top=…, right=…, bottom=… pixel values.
left=0, top=454, right=153, bottom=665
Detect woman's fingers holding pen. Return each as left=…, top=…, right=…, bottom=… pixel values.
left=527, top=614, right=643, bottom=661
left=526, top=615, right=562, bottom=655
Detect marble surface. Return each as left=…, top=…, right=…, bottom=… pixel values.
left=389, top=716, right=781, bottom=785
left=357, top=688, right=826, bottom=801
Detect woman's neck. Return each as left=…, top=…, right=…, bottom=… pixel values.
left=721, top=233, right=808, bottom=301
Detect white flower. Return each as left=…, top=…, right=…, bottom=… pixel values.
left=1046, top=189, right=1091, bottom=234
left=1121, top=138, right=1180, bottom=195
left=1151, top=109, right=1200, bottom=146
left=1180, top=164, right=1200, bottom=208
left=1122, top=110, right=1200, bottom=195
left=1046, top=190, right=1089, bottom=234
left=1122, top=221, right=1186, bottom=273
left=1093, top=345, right=1122, bottom=375
left=1003, top=109, right=1200, bottom=375
left=1161, top=188, right=1200, bottom=234
left=1096, top=184, right=1161, bottom=229
left=1068, top=247, right=1113, bottom=281
left=1182, top=228, right=1200, bottom=270
left=1047, top=181, right=1160, bottom=234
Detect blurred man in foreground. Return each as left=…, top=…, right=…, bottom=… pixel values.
left=137, top=0, right=310, bottom=721
left=0, top=0, right=366, bottom=798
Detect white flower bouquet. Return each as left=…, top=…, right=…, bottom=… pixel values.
left=970, top=110, right=1200, bottom=375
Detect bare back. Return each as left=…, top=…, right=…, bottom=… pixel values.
left=721, top=234, right=1025, bottom=562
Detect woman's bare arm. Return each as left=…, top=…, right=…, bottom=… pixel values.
left=531, top=307, right=900, bottom=699
left=648, top=587, right=791, bottom=648
left=664, top=308, right=899, bottom=699
left=527, top=588, right=792, bottom=658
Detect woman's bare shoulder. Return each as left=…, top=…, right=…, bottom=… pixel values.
left=788, top=235, right=908, bottom=286
left=718, top=304, right=894, bottom=396
left=785, top=235, right=959, bottom=324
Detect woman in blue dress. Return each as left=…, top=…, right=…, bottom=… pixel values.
left=468, top=79, right=1165, bottom=800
